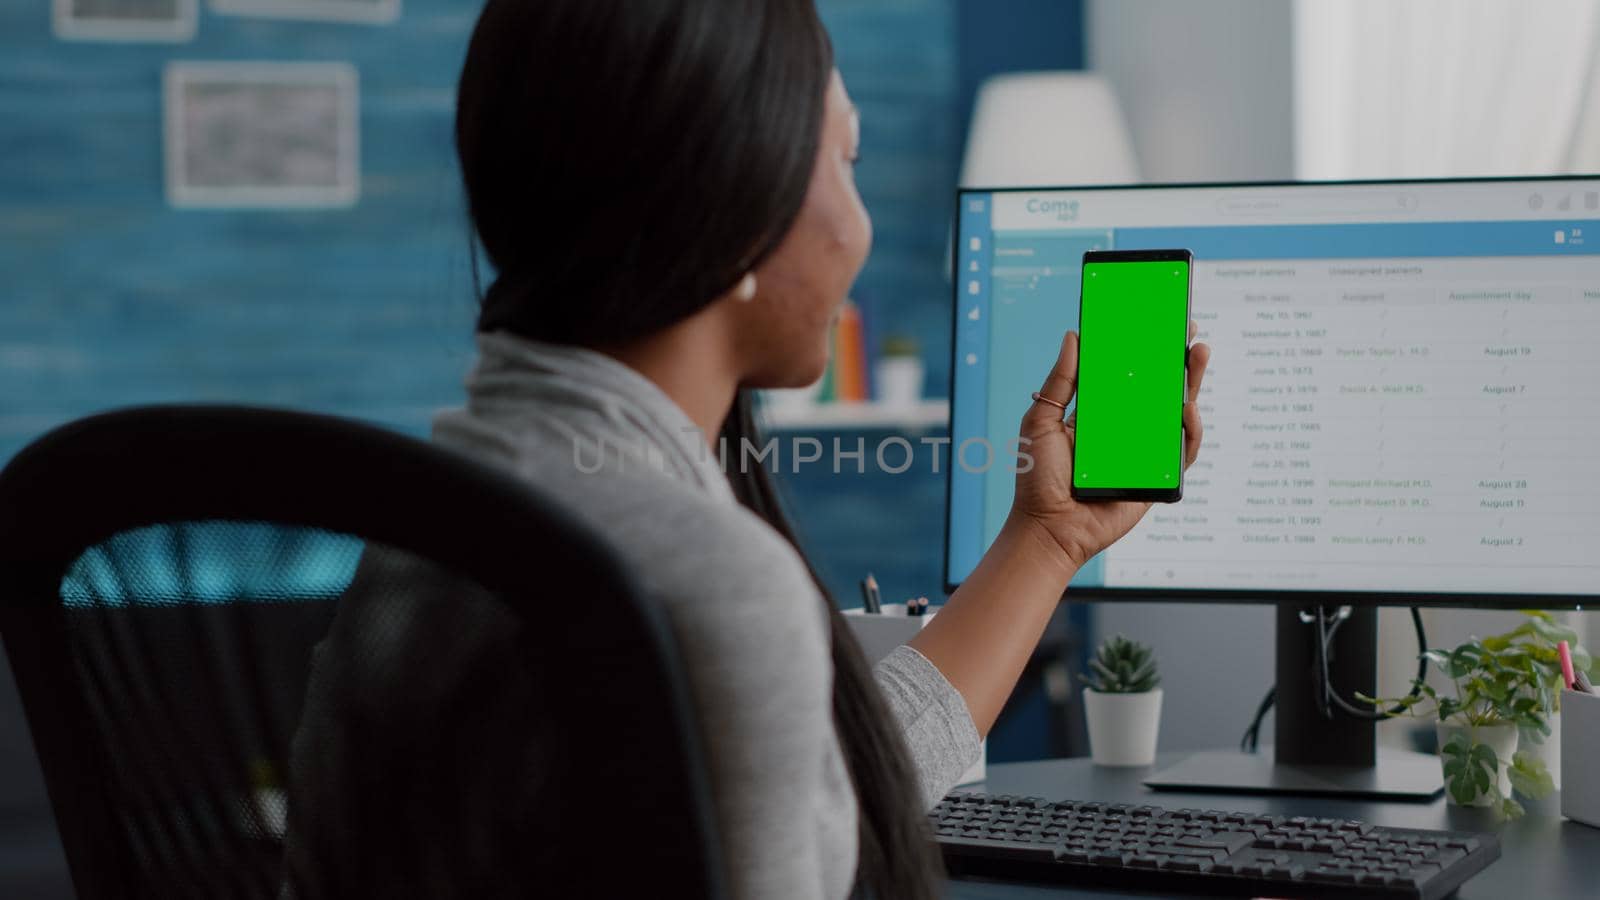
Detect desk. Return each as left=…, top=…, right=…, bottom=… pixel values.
left=948, top=755, right=1600, bottom=899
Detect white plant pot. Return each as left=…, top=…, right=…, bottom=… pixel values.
left=874, top=356, right=924, bottom=408
left=1083, top=687, right=1162, bottom=767
left=1435, top=720, right=1518, bottom=806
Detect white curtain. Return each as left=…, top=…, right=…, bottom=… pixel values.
left=1295, top=0, right=1600, bottom=179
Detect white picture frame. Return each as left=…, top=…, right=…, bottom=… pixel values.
left=164, top=62, right=361, bottom=210
left=53, top=0, right=199, bottom=42
left=208, top=0, right=399, bottom=26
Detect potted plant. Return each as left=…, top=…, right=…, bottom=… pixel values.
left=1361, top=625, right=1558, bottom=817
left=1081, top=634, right=1162, bottom=767
left=874, top=335, right=924, bottom=409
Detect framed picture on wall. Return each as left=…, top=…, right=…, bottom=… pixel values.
left=53, top=0, right=198, bottom=42
left=164, top=62, right=361, bottom=209
left=209, top=0, right=400, bottom=25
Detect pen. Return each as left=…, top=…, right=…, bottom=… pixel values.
left=1576, top=667, right=1595, bottom=694
left=1559, top=640, right=1577, bottom=690
left=859, top=574, right=881, bottom=614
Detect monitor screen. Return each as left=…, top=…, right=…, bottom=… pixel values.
left=947, top=177, right=1600, bottom=602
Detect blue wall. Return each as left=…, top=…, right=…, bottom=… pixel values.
left=0, top=1, right=979, bottom=468
left=0, top=4, right=483, bottom=462
left=0, top=0, right=984, bottom=603
left=0, top=0, right=1086, bottom=473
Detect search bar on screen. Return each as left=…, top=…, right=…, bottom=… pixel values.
left=1215, top=192, right=1420, bottom=218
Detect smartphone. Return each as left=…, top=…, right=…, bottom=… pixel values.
left=1070, top=249, right=1192, bottom=503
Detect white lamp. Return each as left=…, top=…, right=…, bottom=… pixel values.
left=960, top=71, right=1139, bottom=186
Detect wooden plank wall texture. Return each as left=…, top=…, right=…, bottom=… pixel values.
left=0, top=0, right=960, bottom=602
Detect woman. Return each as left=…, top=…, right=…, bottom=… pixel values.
left=289, top=1, right=1209, bottom=897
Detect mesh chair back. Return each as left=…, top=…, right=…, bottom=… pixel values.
left=0, top=406, right=727, bottom=900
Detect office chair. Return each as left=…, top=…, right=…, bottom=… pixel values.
left=0, top=405, right=728, bottom=900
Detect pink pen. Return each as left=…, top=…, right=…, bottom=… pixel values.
left=1559, top=639, right=1577, bottom=691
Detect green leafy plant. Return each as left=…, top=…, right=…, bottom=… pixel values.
left=1083, top=634, right=1160, bottom=694
left=1491, top=610, right=1594, bottom=717
left=1360, top=612, right=1583, bottom=818
left=880, top=335, right=920, bottom=358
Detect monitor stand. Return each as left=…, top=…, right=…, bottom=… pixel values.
left=1144, top=606, right=1444, bottom=802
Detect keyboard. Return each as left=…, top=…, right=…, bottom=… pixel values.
left=932, top=792, right=1499, bottom=899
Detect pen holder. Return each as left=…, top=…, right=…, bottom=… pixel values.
left=844, top=606, right=986, bottom=786
left=1561, top=688, right=1600, bottom=828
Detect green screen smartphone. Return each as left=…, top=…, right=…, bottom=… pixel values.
left=1071, top=249, right=1192, bottom=503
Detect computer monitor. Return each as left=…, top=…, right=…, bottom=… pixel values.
left=947, top=176, right=1600, bottom=797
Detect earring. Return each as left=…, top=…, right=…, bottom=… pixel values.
left=736, top=273, right=757, bottom=302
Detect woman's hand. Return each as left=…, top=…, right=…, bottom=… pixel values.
left=1009, top=326, right=1211, bottom=572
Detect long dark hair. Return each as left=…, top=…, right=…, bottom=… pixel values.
left=455, top=1, right=942, bottom=897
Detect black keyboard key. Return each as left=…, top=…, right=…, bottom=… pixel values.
left=939, top=835, right=1061, bottom=862
left=1179, top=832, right=1255, bottom=854
left=1307, top=866, right=1361, bottom=884
left=1088, top=850, right=1124, bottom=866
left=1057, top=847, right=1090, bottom=864
left=1163, top=858, right=1214, bottom=873
left=1147, top=844, right=1225, bottom=863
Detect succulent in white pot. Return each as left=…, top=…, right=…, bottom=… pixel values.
left=1081, top=634, right=1162, bottom=767
left=873, top=335, right=924, bottom=409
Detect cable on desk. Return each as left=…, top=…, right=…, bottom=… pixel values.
left=1239, top=606, right=1428, bottom=751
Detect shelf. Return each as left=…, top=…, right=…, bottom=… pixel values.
left=761, top=399, right=949, bottom=431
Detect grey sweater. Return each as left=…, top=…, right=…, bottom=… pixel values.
left=428, top=333, right=981, bottom=899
